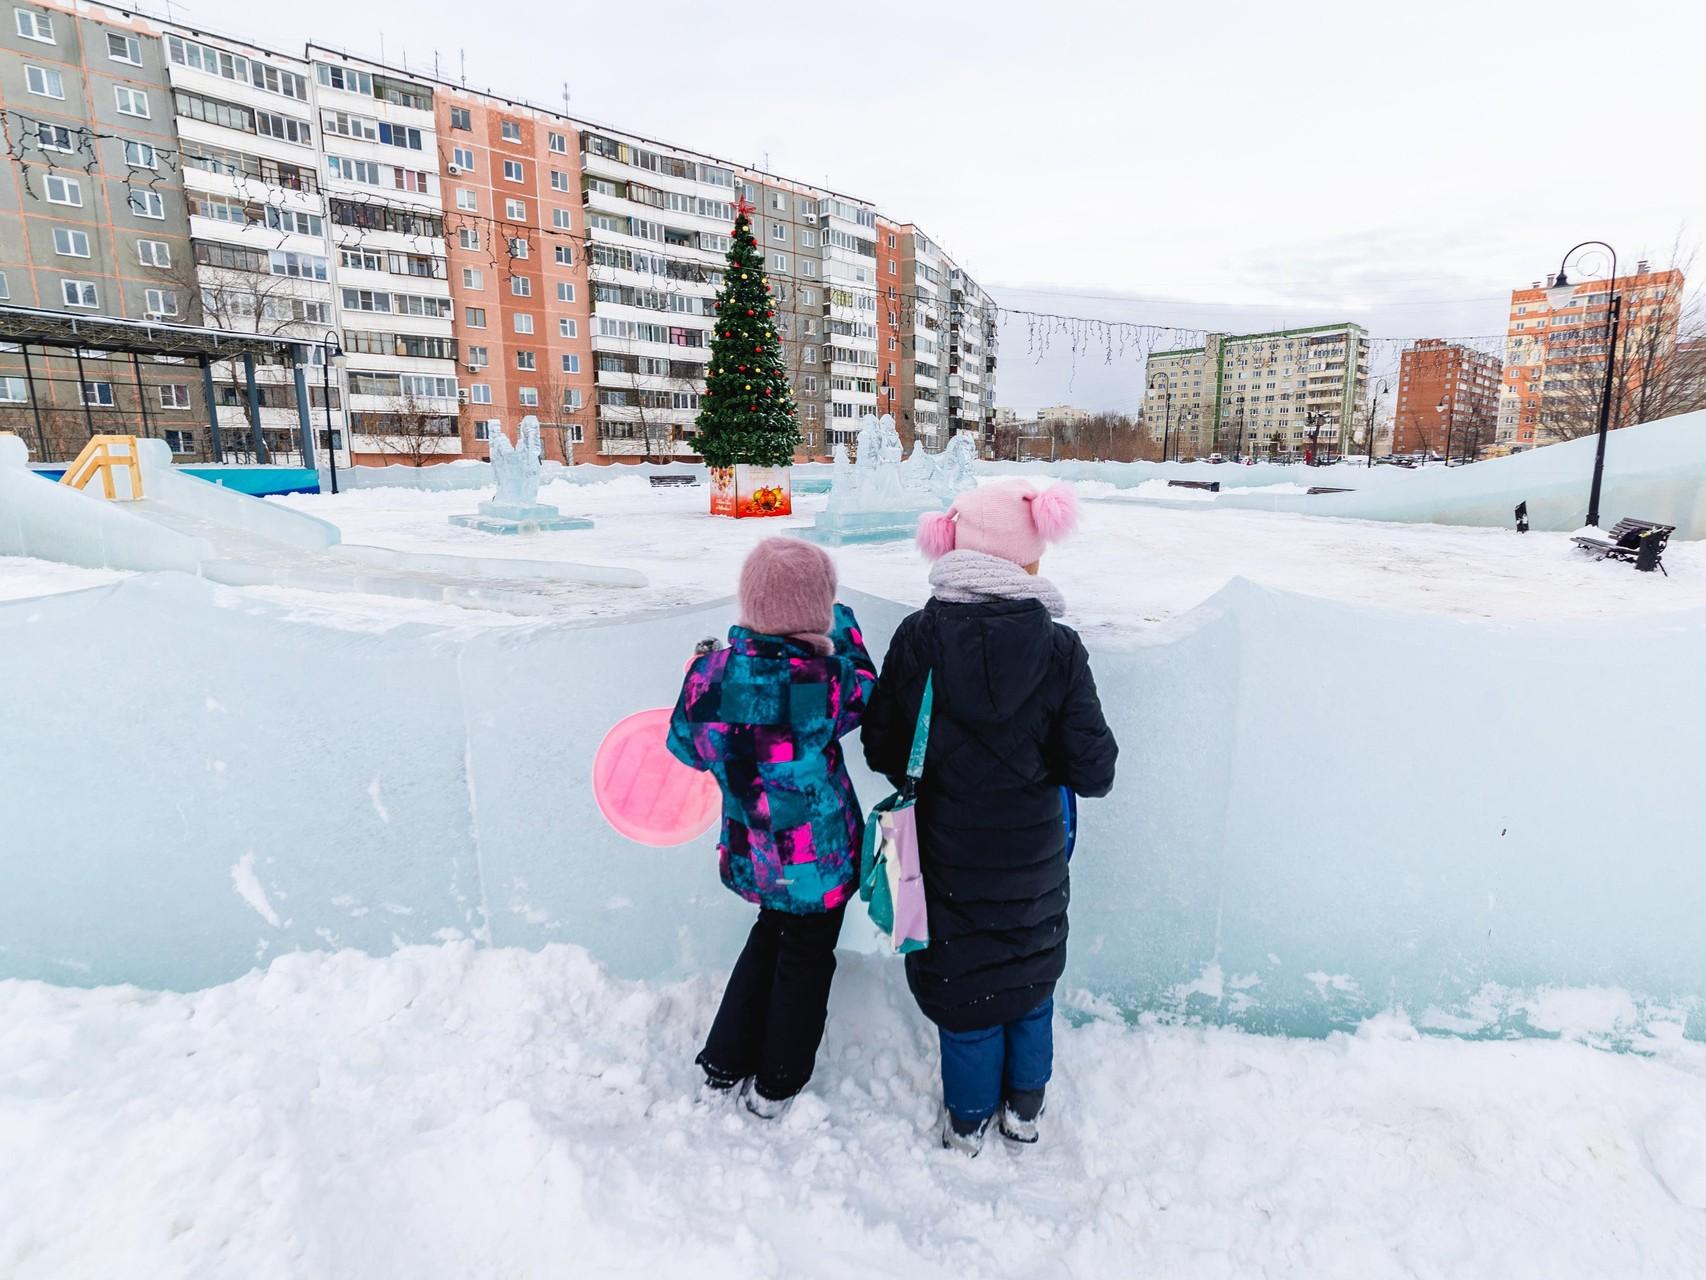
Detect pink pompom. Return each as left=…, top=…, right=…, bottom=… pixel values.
left=1028, top=483, right=1079, bottom=542
left=916, top=510, right=958, bottom=559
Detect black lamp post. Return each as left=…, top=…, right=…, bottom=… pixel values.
left=1364, top=379, right=1389, bottom=467
left=319, top=329, right=343, bottom=495
left=1547, top=241, right=1622, bottom=527
left=1150, top=373, right=1172, bottom=464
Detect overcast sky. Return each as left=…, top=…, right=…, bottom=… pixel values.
left=203, top=0, right=1706, bottom=412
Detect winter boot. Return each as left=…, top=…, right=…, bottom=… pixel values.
left=696, top=1053, right=748, bottom=1104
left=742, top=1078, right=793, bottom=1121
left=941, top=1110, right=992, bottom=1157
left=999, top=1089, right=1046, bottom=1145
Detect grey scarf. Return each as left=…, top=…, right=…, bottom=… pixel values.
left=928, top=550, right=1066, bottom=618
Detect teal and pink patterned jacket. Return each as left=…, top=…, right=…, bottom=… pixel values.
left=667, top=603, right=876, bottom=914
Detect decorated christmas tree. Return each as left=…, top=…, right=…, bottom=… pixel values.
left=692, top=198, right=801, bottom=469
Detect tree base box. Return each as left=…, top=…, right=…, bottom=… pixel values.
left=709, top=465, right=792, bottom=518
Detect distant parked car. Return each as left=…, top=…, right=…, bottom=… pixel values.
left=1208, top=453, right=1226, bottom=464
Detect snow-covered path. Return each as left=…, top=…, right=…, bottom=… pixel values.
left=6, top=944, right=1706, bottom=1279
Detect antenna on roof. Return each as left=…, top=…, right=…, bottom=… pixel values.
left=433, top=50, right=440, bottom=78
left=459, top=50, right=466, bottom=86
left=562, top=82, right=570, bottom=112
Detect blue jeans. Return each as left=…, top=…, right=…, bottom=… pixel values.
left=938, top=998, right=1053, bottom=1127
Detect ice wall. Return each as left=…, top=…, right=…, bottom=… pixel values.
left=4, top=573, right=1704, bottom=1042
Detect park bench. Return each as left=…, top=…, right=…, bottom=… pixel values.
left=648, top=475, right=698, bottom=489
left=1167, top=479, right=1220, bottom=493
left=1572, top=517, right=1674, bottom=575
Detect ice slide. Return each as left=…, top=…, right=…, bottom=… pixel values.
left=0, top=435, right=642, bottom=609
left=5, top=572, right=1705, bottom=1046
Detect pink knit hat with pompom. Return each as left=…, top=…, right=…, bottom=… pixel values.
left=738, top=537, right=837, bottom=654
left=917, top=480, right=1078, bottom=567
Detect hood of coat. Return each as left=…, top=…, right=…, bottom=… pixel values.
left=922, top=596, right=1057, bottom=725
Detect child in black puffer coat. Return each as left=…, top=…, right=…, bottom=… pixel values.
left=862, top=480, right=1116, bottom=1155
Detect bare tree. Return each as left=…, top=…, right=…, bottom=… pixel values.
left=373, top=389, right=453, bottom=468
left=170, top=252, right=308, bottom=463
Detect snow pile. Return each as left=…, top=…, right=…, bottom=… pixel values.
left=4, top=943, right=1706, bottom=1279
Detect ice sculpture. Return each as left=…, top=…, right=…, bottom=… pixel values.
left=5, top=574, right=1706, bottom=1049
left=449, top=417, right=592, bottom=534
left=801, top=414, right=954, bottom=545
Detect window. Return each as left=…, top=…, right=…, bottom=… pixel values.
left=514, top=314, right=533, bottom=334
left=549, top=170, right=568, bottom=192
left=114, top=85, right=149, bottom=117
left=500, top=120, right=521, bottom=142
left=122, top=140, right=158, bottom=169
left=562, top=392, right=583, bottom=415
left=505, top=198, right=525, bottom=219
left=466, top=307, right=487, bottom=328
left=469, top=384, right=492, bottom=404
left=772, top=254, right=786, bottom=272
left=548, top=131, right=566, bottom=153
left=1, top=375, right=28, bottom=402
left=772, top=224, right=787, bottom=242
left=558, top=318, right=577, bottom=338
left=164, top=429, right=195, bottom=453
left=801, top=230, right=816, bottom=248
left=552, top=209, right=572, bottom=230
left=79, top=380, right=115, bottom=407
left=555, top=282, right=575, bottom=303
left=36, top=122, right=73, bottom=152
left=460, top=345, right=487, bottom=369
left=515, top=351, right=536, bottom=371
left=159, top=384, right=191, bottom=409
left=106, top=31, right=142, bottom=63
left=137, top=239, right=171, bottom=268
left=461, top=267, right=483, bottom=289
left=62, top=279, right=98, bottom=308
left=507, top=236, right=529, bottom=259
left=502, top=159, right=524, bottom=182
left=144, top=288, right=178, bottom=316
left=128, top=190, right=165, bottom=219
left=510, top=276, right=532, bottom=296
left=560, top=354, right=580, bottom=374
left=450, top=106, right=471, bottom=130
left=15, top=8, right=52, bottom=41
left=452, top=147, right=475, bottom=170
left=52, top=228, right=90, bottom=257
left=802, top=260, right=816, bottom=277
left=803, top=346, right=817, bottom=365
left=554, top=244, right=573, bottom=265
left=24, top=64, right=64, bottom=98
left=458, top=228, right=480, bottom=250
left=517, top=387, right=538, bottom=407
left=456, top=188, right=477, bottom=212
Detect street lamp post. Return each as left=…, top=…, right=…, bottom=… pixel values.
left=1364, top=379, right=1389, bottom=467
left=319, top=329, right=343, bottom=495
left=1547, top=241, right=1622, bottom=527
left=1150, top=374, right=1173, bottom=464
left=1437, top=396, right=1453, bottom=466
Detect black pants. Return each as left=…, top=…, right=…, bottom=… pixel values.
left=699, top=903, right=846, bottom=1101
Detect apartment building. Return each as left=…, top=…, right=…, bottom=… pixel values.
left=1392, top=339, right=1502, bottom=458
left=1498, top=263, right=1685, bottom=451
left=166, top=29, right=340, bottom=462
left=1038, top=405, right=1091, bottom=427
left=742, top=172, right=836, bottom=455
left=1143, top=324, right=1370, bottom=457
left=436, top=89, right=593, bottom=462
left=0, top=0, right=994, bottom=466
left=0, top=3, right=201, bottom=458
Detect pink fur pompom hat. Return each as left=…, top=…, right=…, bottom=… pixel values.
left=916, top=480, right=1079, bottom=567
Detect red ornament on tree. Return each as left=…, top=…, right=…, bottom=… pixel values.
left=746, top=309, right=754, bottom=316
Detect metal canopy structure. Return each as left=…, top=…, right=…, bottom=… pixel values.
left=0, top=304, right=317, bottom=469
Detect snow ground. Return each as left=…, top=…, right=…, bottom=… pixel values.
left=6, top=476, right=1703, bottom=643
left=5, top=944, right=1706, bottom=1279
left=264, top=476, right=1706, bottom=646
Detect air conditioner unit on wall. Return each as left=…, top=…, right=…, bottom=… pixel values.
left=447, top=164, right=463, bottom=175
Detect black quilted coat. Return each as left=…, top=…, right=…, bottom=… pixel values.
left=862, top=595, right=1117, bottom=1032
